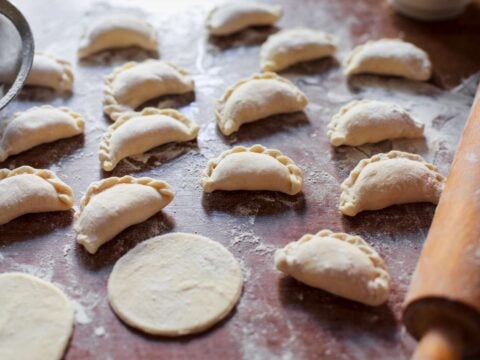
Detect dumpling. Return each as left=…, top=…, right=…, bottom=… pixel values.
left=344, top=39, right=432, bottom=81
left=99, top=108, right=199, bottom=171
left=0, top=166, right=74, bottom=225
left=0, top=106, right=85, bottom=162
left=202, top=144, right=303, bottom=195
left=340, top=151, right=445, bottom=216
left=78, top=14, right=158, bottom=58
left=75, top=176, right=174, bottom=254
left=216, top=72, right=308, bottom=135
left=260, top=28, right=336, bottom=72
left=206, top=1, right=282, bottom=36
left=25, top=52, right=74, bottom=92
left=327, top=100, right=424, bottom=146
left=275, top=229, right=390, bottom=306
left=103, top=60, right=194, bottom=121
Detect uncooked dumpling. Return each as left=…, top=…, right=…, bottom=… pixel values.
left=25, top=52, right=74, bottom=92
left=260, top=28, right=336, bottom=72
left=206, top=1, right=282, bottom=36
left=340, top=151, right=445, bottom=216
left=0, top=272, right=74, bottom=360
left=78, top=14, right=158, bottom=58
left=275, top=229, right=390, bottom=306
left=108, top=232, right=243, bottom=336
left=202, top=144, right=303, bottom=195
left=327, top=100, right=424, bottom=146
left=216, top=72, right=308, bottom=135
left=344, top=39, right=432, bottom=81
left=104, top=60, right=194, bottom=121
left=75, top=176, right=174, bottom=254
left=0, top=105, right=85, bottom=162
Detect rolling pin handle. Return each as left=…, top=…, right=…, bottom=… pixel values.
left=412, top=325, right=463, bottom=360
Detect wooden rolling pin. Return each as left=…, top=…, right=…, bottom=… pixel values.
left=403, top=83, right=480, bottom=359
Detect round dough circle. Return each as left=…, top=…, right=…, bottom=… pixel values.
left=108, top=232, right=243, bottom=336
left=0, top=272, right=74, bottom=360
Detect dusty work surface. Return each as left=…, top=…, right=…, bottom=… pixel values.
left=1, top=0, right=480, bottom=359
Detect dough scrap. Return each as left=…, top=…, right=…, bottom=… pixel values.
left=108, top=232, right=243, bottom=336
left=25, top=52, right=74, bottom=92
left=275, top=229, right=390, bottom=306
left=0, top=166, right=74, bottom=225
left=344, top=39, right=432, bottom=81
left=75, top=176, right=174, bottom=254
left=216, top=72, right=308, bottom=135
left=78, top=14, right=158, bottom=58
left=0, top=273, right=74, bottom=360
left=0, top=105, right=85, bottom=162
left=340, top=151, right=445, bottom=216
left=99, top=108, right=199, bottom=171
left=260, top=28, right=336, bottom=72
left=206, top=1, right=282, bottom=36
left=327, top=100, right=424, bottom=146
left=103, top=60, right=194, bottom=121
left=202, top=144, right=303, bottom=195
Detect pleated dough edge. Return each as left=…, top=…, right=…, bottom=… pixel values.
left=33, top=52, right=75, bottom=92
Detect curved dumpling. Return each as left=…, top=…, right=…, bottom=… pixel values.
left=0, top=166, right=74, bottom=225
left=78, top=14, right=158, bottom=58
left=216, top=72, right=308, bottom=135
left=25, top=52, right=74, bottom=92
left=327, top=100, right=424, bottom=146
left=340, top=151, right=445, bottom=216
left=75, top=176, right=174, bottom=254
left=99, top=108, right=199, bottom=171
left=104, top=60, right=194, bottom=121
left=202, top=144, right=303, bottom=195
left=260, top=28, right=336, bottom=72
left=206, top=1, right=282, bottom=36
left=275, top=229, right=390, bottom=306
left=0, top=106, right=85, bottom=162
left=344, top=39, right=432, bottom=81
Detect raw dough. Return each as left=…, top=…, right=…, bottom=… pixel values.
left=340, top=151, right=445, bottom=216
left=104, top=60, right=194, bottom=121
left=260, top=28, right=336, bottom=72
left=344, top=39, right=432, bottom=81
left=206, top=1, right=282, bottom=36
left=108, top=232, right=243, bottom=336
left=0, top=105, right=85, bottom=162
left=216, top=72, right=308, bottom=135
left=99, top=108, right=199, bottom=171
left=202, top=144, right=303, bottom=195
left=75, top=176, right=174, bottom=254
left=275, top=229, right=390, bottom=306
left=0, top=166, right=74, bottom=225
left=78, top=14, right=158, bottom=58
left=327, top=99, right=424, bottom=146
left=25, top=52, right=74, bottom=92
left=0, top=272, right=74, bottom=360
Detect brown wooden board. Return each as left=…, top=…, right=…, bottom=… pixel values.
left=1, top=0, right=480, bottom=359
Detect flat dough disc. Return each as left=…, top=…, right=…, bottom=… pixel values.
left=108, top=232, right=243, bottom=336
left=0, top=272, right=75, bottom=360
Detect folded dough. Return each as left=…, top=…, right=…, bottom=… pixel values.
left=344, top=39, right=432, bottom=81
left=206, top=1, right=282, bottom=36
left=0, top=105, right=85, bottom=162
left=216, top=72, right=308, bottom=135
left=104, top=60, right=194, bottom=121
left=275, top=229, right=390, bottom=306
left=78, top=14, right=158, bottom=58
left=340, top=151, right=445, bottom=216
left=327, top=100, right=424, bottom=146
left=260, top=28, right=336, bottom=72
left=99, top=108, right=199, bottom=171
left=202, top=144, right=303, bottom=195
left=75, top=176, right=174, bottom=254
left=25, top=52, right=74, bottom=92
left=0, top=166, right=74, bottom=225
